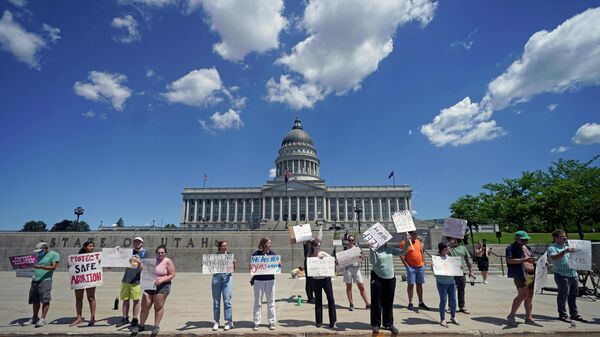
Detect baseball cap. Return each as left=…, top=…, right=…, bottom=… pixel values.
left=515, top=230, right=531, bottom=240
left=133, top=237, right=144, bottom=243
left=33, top=242, right=49, bottom=253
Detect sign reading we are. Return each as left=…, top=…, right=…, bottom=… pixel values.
left=250, top=255, right=281, bottom=275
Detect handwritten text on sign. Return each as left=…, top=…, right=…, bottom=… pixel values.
left=443, top=218, right=468, bottom=239
left=10, top=254, right=37, bottom=269
left=362, top=222, right=392, bottom=251
left=431, top=256, right=463, bottom=276
left=534, top=253, right=548, bottom=294
left=568, top=240, right=592, bottom=271
left=292, top=224, right=313, bottom=243
left=202, top=254, right=234, bottom=274
left=250, top=255, right=281, bottom=275
left=392, top=210, right=416, bottom=233
left=69, top=252, right=103, bottom=290
left=307, top=256, right=336, bottom=277
left=101, top=248, right=133, bottom=267
left=336, top=246, right=362, bottom=268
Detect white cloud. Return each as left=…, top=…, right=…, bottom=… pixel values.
left=223, top=86, right=247, bottom=109
left=408, top=129, right=412, bottom=136
left=550, top=146, right=570, bottom=154
left=269, top=168, right=276, bottom=178
left=572, top=122, right=600, bottom=145
left=270, top=0, right=437, bottom=109
left=162, top=68, right=224, bottom=107
left=0, top=10, right=46, bottom=69
left=6, top=0, right=27, bottom=7
left=265, top=75, right=323, bottom=110
left=146, top=67, right=155, bottom=77
left=197, top=0, right=287, bottom=61
left=199, top=109, right=244, bottom=132
left=450, top=28, right=477, bottom=50
left=42, top=24, right=60, bottom=43
left=547, top=103, right=558, bottom=111
left=118, top=0, right=175, bottom=7
left=420, top=97, right=505, bottom=147
left=422, top=7, right=600, bottom=146
left=411, top=209, right=418, bottom=216
left=73, top=71, right=132, bottom=110
left=111, top=15, right=140, bottom=43
left=82, top=110, right=96, bottom=118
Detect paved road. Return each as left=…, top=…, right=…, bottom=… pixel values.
left=1, top=271, right=599, bottom=336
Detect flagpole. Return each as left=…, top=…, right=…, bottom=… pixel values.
left=285, top=180, right=288, bottom=229
left=393, top=175, right=396, bottom=187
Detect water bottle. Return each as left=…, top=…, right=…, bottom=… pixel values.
left=113, top=297, right=119, bottom=310
left=297, top=295, right=302, bottom=306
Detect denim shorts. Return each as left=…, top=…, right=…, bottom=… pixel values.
left=406, top=265, right=425, bottom=285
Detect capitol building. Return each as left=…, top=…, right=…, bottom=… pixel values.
left=181, top=117, right=413, bottom=231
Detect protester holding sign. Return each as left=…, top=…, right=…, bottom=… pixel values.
left=547, top=230, right=587, bottom=323
left=368, top=237, right=410, bottom=334
left=303, top=226, right=323, bottom=305
left=135, top=245, right=176, bottom=335
left=211, top=240, right=235, bottom=331
left=447, top=237, right=475, bottom=314
left=400, top=231, right=429, bottom=311
left=342, top=234, right=370, bottom=311
left=118, top=237, right=146, bottom=328
left=23, top=241, right=60, bottom=328
left=433, top=242, right=459, bottom=328
left=505, top=230, right=536, bottom=326
left=307, top=238, right=337, bottom=329
left=70, top=241, right=98, bottom=326
left=251, top=237, right=278, bottom=331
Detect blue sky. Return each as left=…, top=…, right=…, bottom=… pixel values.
left=1, top=0, right=599, bottom=230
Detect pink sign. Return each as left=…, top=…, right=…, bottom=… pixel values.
left=9, top=254, right=37, bottom=269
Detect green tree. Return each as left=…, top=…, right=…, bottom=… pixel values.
left=115, top=217, right=125, bottom=227
left=21, top=220, right=47, bottom=232
left=164, top=224, right=177, bottom=229
left=51, top=220, right=90, bottom=232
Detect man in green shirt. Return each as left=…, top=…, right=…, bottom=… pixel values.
left=448, top=237, right=475, bottom=314
left=24, top=242, right=60, bottom=328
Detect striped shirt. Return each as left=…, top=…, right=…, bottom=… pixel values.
left=547, top=243, right=578, bottom=278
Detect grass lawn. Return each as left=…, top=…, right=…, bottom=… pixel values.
left=469, top=232, right=600, bottom=244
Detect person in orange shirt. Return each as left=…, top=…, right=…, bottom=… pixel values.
left=400, top=231, right=429, bottom=311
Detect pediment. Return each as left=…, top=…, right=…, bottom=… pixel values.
left=263, top=180, right=326, bottom=193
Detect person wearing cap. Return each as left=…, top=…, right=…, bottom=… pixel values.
left=433, top=242, right=459, bottom=328
left=118, top=237, right=146, bottom=328
left=447, top=237, right=475, bottom=314
left=24, top=241, right=60, bottom=327
left=505, top=230, right=536, bottom=326
left=547, top=230, right=587, bottom=323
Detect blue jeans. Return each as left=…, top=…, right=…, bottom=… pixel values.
left=554, top=273, right=579, bottom=318
left=212, top=273, right=233, bottom=322
left=436, top=282, right=456, bottom=321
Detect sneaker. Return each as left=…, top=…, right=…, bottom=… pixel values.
left=224, top=321, right=232, bottom=331
left=212, top=321, right=219, bottom=331
left=458, top=307, right=470, bottom=314
left=253, top=324, right=259, bottom=331
left=329, top=323, right=338, bottom=329
left=116, top=317, right=129, bottom=327
left=269, top=323, right=275, bottom=330
left=419, top=302, right=430, bottom=310
left=407, top=303, right=414, bottom=310
left=372, top=326, right=380, bottom=333
left=506, top=315, right=517, bottom=327
left=449, top=317, right=459, bottom=325
left=348, top=303, right=354, bottom=311
left=387, top=324, right=399, bottom=335
left=365, top=304, right=371, bottom=309
left=23, top=317, right=38, bottom=326
left=316, top=323, right=322, bottom=328
left=151, top=326, right=160, bottom=334
left=35, top=319, right=46, bottom=328
left=440, top=320, right=448, bottom=328
left=131, top=317, right=139, bottom=327
left=483, top=280, right=488, bottom=284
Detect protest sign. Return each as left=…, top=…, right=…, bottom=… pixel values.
left=202, top=254, right=235, bottom=274
left=362, top=222, right=392, bottom=251
left=307, top=256, right=336, bottom=277
left=443, top=218, right=468, bottom=239
left=292, top=224, right=313, bottom=243
left=392, top=210, right=416, bottom=233
left=431, top=256, right=463, bottom=276
left=16, top=269, right=34, bottom=278
left=568, top=240, right=592, bottom=271
left=68, top=252, right=103, bottom=290
left=332, top=240, right=343, bottom=246
left=140, top=258, right=157, bottom=290
left=250, top=255, right=281, bottom=275
left=534, top=253, right=548, bottom=294
left=335, top=246, right=362, bottom=268
left=101, top=248, right=133, bottom=267
left=10, top=254, right=36, bottom=269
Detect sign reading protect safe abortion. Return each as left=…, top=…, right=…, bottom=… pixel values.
left=10, top=254, right=37, bottom=269
left=202, top=254, right=234, bottom=274
left=69, top=252, right=103, bottom=290
left=250, top=255, right=281, bottom=275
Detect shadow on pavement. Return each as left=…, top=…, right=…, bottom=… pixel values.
left=177, top=320, right=211, bottom=331
left=279, top=319, right=314, bottom=328
left=49, top=316, right=78, bottom=325
left=8, top=318, right=30, bottom=327
left=401, top=317, right=439, bottom=325
left=471, top=315, right=506, bottom=326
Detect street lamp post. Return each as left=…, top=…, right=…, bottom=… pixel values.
left=354, top=206, right=362, bottom=235
left=74, top=207, right=84, bottom=224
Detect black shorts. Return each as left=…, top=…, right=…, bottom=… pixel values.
left=144, top=281, right=171, bottom=296
left=477, top=257, right=489, bottom=271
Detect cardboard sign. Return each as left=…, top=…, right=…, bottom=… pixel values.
left=392, top=210, right=416, bottom=233
left=362, top=222, right=392, bottom=251
left=202, top=254, right=234, bottom=274
left=9, top=254, right=37, bottom=269
left=292, top=224, right=313, bottom=243
left=16, top=269, right=34, bottom=278
left=431, top=256, right=463, bottom=276
left=534, top=252, right=548, bottom=294
left=332, top=240, right=343, bottom=246
left=250, top=255, right=281, bottom=275
left=101, top=248, right=133, bottom=267
left=307, top=256, right=336, bottom=277
left=140, top=258, right=157, bottom=290
left=568, top=240, right=592, bottom=271
left=68, top=252, right=103, bottom=290
left=443, top=218, right=468, bottom=239
left=335, top=246, right=362, bottom=268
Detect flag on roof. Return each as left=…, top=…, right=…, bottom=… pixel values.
left=284, top=168, right=292, bottom=183
left=388, top=171, right=394, bottom=179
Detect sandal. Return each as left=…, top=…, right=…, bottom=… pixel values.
left=559, top=316, right=572, bottom=323
left=571, top=315, right=588, bottom=323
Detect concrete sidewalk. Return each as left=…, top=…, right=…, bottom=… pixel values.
left=1, top=271, right=599, bottom=336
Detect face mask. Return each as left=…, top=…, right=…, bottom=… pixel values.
left=37, top=251, right=46, bottom=259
